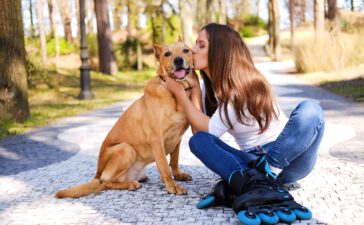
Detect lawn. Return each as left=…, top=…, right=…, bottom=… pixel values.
left=0, top=68, right=155, bottom=139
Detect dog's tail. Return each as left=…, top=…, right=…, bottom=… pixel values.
left=55, top=178, right=104, bottom=198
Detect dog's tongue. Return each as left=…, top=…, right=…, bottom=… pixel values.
left=174, top=69, right=186, bottom=79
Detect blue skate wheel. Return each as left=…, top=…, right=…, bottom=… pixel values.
left=293, top=207, right=313, bottom=220
left=257, top=210, right=279, bottom=224
left=276, top=208, right=296, bottom=223
left=196, top=195, right=216, bottom=209
left=238, top=210, right=261, bottom=225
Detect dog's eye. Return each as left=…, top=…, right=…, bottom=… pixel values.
left=164, top=52, right=171, bottom=57
left=183, top=49, right=189, bottom=53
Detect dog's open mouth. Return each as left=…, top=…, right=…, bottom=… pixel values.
left=170, top=67, right=190, bottom=80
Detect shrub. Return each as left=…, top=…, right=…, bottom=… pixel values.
left=46, top=38, right=78, bottom=56
left=293, top=32, right=364, bottom=72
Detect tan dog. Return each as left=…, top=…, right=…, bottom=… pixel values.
left=55, top=42, right=201, bottom=198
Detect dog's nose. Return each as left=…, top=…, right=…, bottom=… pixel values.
left=174, top=57, right=184, bottom=67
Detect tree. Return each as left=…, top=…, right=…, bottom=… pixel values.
left=86, top=0, right=94, bottom=33
left=57, top=0, right=73, bottom=42
left=0, top=0, right=30, bottom=122
left=36, top=0, right=48, bottom=65
left=289, top=0, right=295, bottom=49
left=47, top=0, right=55, bottom=37
left=179, top=0, right=194, bottom=46
left=300, top=0, right=306, bottom=25
left=268, top=0, right=281, bottom=61
left=314, top=0, right=325, bottom=35
left=94, top=0, right=118, bottom=75
left=29, top=0, right=35, bottom=38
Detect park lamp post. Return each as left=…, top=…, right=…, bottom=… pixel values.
left=78, top=0, right=93, bottom=99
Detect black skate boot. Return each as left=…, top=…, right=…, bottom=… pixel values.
left=229, top=161, right=312, bottom=225
left=196, top=179, right=235, bottom=209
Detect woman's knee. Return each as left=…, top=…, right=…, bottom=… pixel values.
left=297, top=100, right=324, bottom=124
left=189, top=131, right=211, bottom=155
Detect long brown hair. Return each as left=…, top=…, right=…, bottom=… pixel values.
left=201, top=23, right=277, bottom=133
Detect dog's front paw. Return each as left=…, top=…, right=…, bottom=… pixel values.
left=174, top=172, right=192, bottom=181
left=128, top=181, right=141, bottom=191
left=166, top=184, right=187, bottom=195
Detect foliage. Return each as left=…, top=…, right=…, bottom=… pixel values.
left=46, top=38, right=78, bottom=56
left=87, top=34, right=98, bottom=58
left=239, top=15, right=267, bottom=37
left=25, top=57, right=50, bottom=89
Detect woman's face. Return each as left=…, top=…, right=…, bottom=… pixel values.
left=192, top=29, right=209, bottom=75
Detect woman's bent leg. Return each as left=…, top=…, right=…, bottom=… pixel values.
left=189, top=131, right=256, bottom=181
left=266, top=100, right=325, bottom=183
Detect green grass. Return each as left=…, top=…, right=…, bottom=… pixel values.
left=0, top=69, right=156, bottom=139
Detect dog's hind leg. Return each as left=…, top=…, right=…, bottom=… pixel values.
left=100, top=143, right=141, bottom=191
left=169, top=140, right=192, bottom=181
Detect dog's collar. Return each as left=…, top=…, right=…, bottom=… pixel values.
left=158, top=75, right=193, bottom=91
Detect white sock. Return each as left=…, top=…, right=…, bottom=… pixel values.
left=269, top=164, right=282, bottom=176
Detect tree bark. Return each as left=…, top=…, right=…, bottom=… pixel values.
left=271, top=0, right=281, bottom=61
left=289, top=0, right=295, bottom=49
left=327, top=0, right=337, bottom=21
left=86, top=0, right=94, bottom=33
left=36, top=0, right=48, bottom=65
left=57, top=0, right=73, bottom=42
left=179, top=0, right=194, bottom=46
left=314, top=0, right=325, bottom=35
left=351, top=0, right=354, bottom=11
left=29, top=0, right=35, bottom=38
left=300, top=0, right=306, bottom=25
left=47, top=0, right=55, bottom=37
left=217, top=0, right=227, bottom=24
left=196, top=0, right=206, bottom=30
left=75, top=0, right=81, bottom=39
left=0, top=0, right=30, bottom=122
left=256, top=0, right=260, bottom=17
left=94, top=0, right=118, bottom=75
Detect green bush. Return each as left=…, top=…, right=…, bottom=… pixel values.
left=46, top=38, right=78, bottom=56
left=25, top=57, right=49, bottom=89
left=240, top=15, right=267, bottom=37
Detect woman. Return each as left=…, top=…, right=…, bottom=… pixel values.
left=165, top=23, right=325, bottom=224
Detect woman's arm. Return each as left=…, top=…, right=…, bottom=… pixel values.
left=165, top=76, right=209, bottom=133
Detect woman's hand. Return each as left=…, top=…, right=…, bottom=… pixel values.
left=165, top=77, right=187, bottom=100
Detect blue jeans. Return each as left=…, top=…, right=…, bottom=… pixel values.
left=189, top=100, right=325, bottom=184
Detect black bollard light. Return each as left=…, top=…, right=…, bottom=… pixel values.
left=78, top=0, right=93, bottom=99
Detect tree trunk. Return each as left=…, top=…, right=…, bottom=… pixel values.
left=36, top=0, right=48, bottom=65
left=0, top=0, right=30, bottom=122
left=314, top=0, right=325, bottom=35
left=271, top=0, right=281, bottom=61
left=206, top=0, right=216, bottom=24
left=29, top=0, right=35, bottom=38
left=94, top=0, right=118, bottom=75
left=86, top=0, right=94, bottom=33
left=47, top=0, right=55, bottom=37
left=179, top=0, right=194, bottom=46
left=256, top=0, right=260, bottom=17
left=57, top=0, right=73, bottom=42
left=113, top=0, right=123, bottom=31
left=267, top=0, right=274, bottom=55
left=75, top=0, right=81, bottom=39
left=53, top=0, right=60, bottom=68
left=300, top=0, right=306, bottom=25
left=351, top=0, right=354, bottom=11
left=196, top=0, right=206, bottom=30
left=327, top=0, right=337, bottom=21
left=217, top=0, right=227, bottom=24
left=161, top=0, right=166, bottom=44
left=289, top=0, right=295, bottom=49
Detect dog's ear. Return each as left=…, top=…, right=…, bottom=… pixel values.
left=153, top=44, right=163, bottom=61
left=178, top=35, right=184, bottom=42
